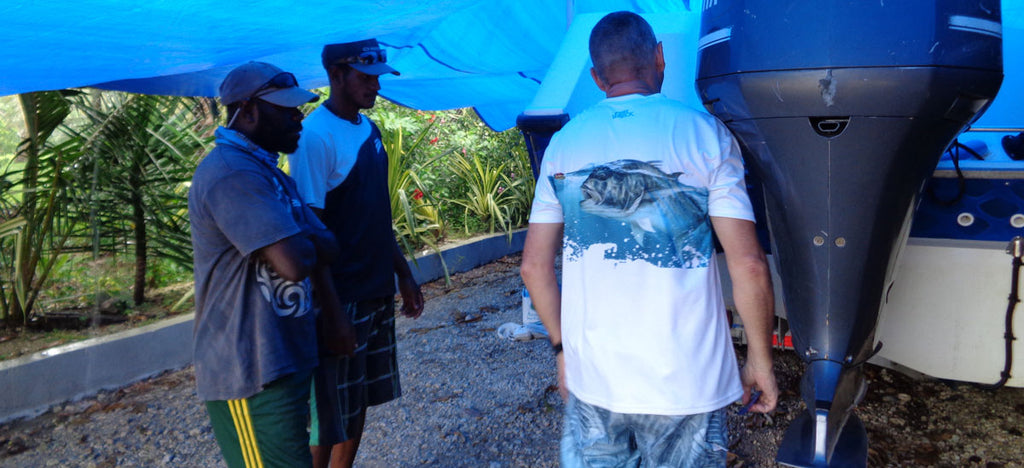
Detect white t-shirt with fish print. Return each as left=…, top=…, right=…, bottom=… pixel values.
left=529, top=92, right=755, bottom=415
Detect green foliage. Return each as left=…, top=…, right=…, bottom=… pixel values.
left=42, top=254, right=132, bottom=310
left=0, top=96, right=23, bottom=157
left=63, top=92, right=213, bottom=305
left=0, top=154, right=24, bottom=212
left=68, top=93, right=213, bottom=263
left=501, top=141, right=536, bottom=230
left=146, top=255, right=193, bottom=289
left=374, top=105, right=447, bottom=257
left=0, top=90, right=214, bottom=323
left=368, top=102, right=534, bottom=240
left=447, top=151, right=522, bottom=235
left=0, top=216, right=28, bottom=318
left=2, top=89, right=536, bottom=326
left=425, top=108, right=533, bottom=237
left=37, top=253, right=190, bottom=313
left=0, top=90, right=83, bottom=324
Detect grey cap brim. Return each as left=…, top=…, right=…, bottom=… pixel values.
left=257, top=87, right=319, bottom=107
left=351, top=62, right=400, bottom=76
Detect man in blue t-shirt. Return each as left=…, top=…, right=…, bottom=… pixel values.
left=288, top=39, right=425, bottom=468
left=189, top=61, right=355, bottom=468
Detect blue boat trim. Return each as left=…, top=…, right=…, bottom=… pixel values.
left=949, top=15, right=1003, bottom=38
left=697, top=28, right=731, bottom=51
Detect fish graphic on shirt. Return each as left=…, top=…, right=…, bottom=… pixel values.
left=566, top=159, right=711, bottom=268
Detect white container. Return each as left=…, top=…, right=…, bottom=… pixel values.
left=520, top=287, right=548, bottom=338
left=522, top=287, right=540, bottom=324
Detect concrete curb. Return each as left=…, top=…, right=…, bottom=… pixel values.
left=0, top=314, right=195, bottom=423
left=0, top=229, right=526, bottom=423
left=407, top=229, right=526, bottom=285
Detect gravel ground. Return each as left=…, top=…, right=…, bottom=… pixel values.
left=1, top=253, right=1023, bottom=467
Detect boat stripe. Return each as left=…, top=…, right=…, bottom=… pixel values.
left=949, top=15, right=1002, bottom=38
left=698, top=27, right=732, bottom=51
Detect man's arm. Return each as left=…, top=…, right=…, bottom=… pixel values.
left=520, top=222, right=566, bottom=399
left=711, top=216, right=778, bottom=413
left=206, top=169, right=326, bottom=282
left=295, top=206, right=356, bottom=355
left=259, top=234, right=318, bottom=282
left=393, top=240, right=424, bottom=318
left=302, top=206, right=339, bottom=265
left=258, top=211, right=339, bottom=282
left=312, top=264, right=356, bottom=357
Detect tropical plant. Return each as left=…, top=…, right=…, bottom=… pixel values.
left=446, top=150, right=524, bottom=236
left=370, top=104, right=535, bottom=238
left=0, top=90, right=82, bottom=324
left=503, top=140, right=536, bottom=227
left=67, top=92, right=213, bottom=305
left=0, top=96, right=23, bottom=157
left=0, top=216, right=28, bottom=318
left=375, top=106, right=447, bottom=256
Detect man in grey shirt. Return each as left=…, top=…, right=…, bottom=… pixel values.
left=188, top=61, right=355, bottom=468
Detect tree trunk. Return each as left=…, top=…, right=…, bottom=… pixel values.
left=131, top=161, right=146, bottom=306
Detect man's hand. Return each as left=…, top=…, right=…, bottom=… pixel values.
left=739, top=359, right=778, bottom=414
left=319, top=304, right=357, bottom=357
left=397, top=276, right=424, bottom=318
left=557, top=352, right=569, bottom=402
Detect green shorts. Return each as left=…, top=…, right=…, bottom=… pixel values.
left=206, top=370, right=313, bottom=468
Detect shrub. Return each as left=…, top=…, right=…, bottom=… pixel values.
left=447, top=151, right=522, bottom=235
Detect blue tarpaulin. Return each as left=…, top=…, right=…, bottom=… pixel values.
left=0, top=1, right=1019, bottom=131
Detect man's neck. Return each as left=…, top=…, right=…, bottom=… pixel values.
left=603, top=78, right=658, bottom=98
left=218, top=127, right=280, bottom=161
left=324, top=98, right=361, bottom=124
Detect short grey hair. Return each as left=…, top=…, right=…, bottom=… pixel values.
left=589, top=11, right=658, bottom=84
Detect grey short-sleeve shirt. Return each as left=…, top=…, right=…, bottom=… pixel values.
left=188, top=130, right=319, bottom=401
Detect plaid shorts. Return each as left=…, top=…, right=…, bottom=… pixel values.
left=310, top=296, right=401, bottom=446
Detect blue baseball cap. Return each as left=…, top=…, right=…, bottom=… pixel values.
left=322, top=39, right=400, bottom=76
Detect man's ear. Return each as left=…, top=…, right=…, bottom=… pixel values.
left=327, top=66, right=339, bottom=86
left=231, top=101, right=259, bottom=131
left=590, top=67, right=609, bottom=92
left=655, top=42, right=666, bottom=74
left=244, top=101, right=259, bottom=125
left=328, top=65, right=346, bottom=87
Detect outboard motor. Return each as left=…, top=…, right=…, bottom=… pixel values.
left=517, top=113, right=570, bottom=179
left=696, top=1, right=1002, bottom=466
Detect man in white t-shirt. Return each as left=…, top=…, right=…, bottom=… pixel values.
left=520, top=11, right=778, bottom=466
left=288, top=39, right=424, bottom=468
